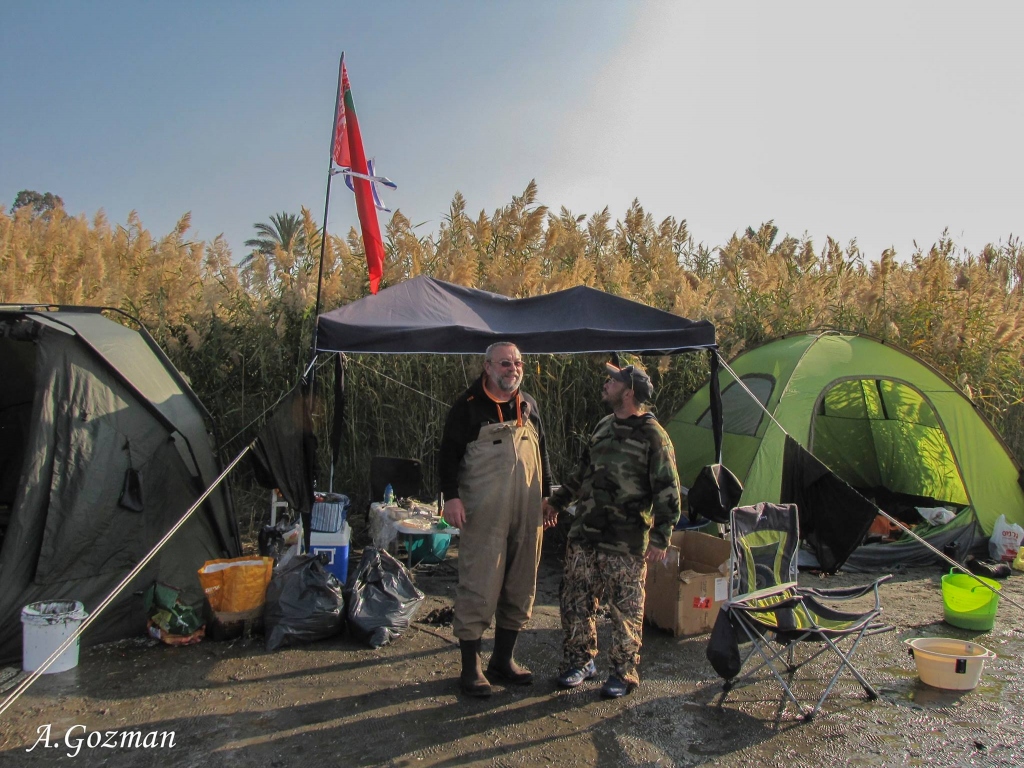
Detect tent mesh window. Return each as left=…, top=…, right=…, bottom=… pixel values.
left=811, top=378, right=969, bottom=509
left=698, top=375, right=775, bottom=436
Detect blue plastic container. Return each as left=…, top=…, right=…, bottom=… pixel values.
left=310, top=522, right=350, bottom=584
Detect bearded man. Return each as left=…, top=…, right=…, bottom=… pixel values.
left=439, top=342, right=553, bottom=697
left=543, top=358, right=682, bottom=698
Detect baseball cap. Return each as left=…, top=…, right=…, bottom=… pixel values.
left=605, top=360, right=654, bottom=403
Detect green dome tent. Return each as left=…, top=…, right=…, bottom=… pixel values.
left=667, top=331, right=1024, bottom=552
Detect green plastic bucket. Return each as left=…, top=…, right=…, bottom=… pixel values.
left=408, top=533, right=452, bottom=566
left=941, top=570, right=1001, bottom=630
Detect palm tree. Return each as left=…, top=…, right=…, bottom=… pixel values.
left=241, top=212, right=305, bottom=267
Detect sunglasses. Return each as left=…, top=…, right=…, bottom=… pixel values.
left=490, top=359, right=524, bottom=369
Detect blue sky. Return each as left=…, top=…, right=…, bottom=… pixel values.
left=2, top=1, right=1021, bottom=266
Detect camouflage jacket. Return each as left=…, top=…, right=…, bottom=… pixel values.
left=548, top=412, right=682, bottom=556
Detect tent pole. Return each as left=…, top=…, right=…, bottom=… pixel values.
left=0, top=439, right=258, bottom=719
left=309, top=54, right=346, bottom=382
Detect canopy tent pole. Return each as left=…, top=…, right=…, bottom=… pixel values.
left=708, top=348, right=724, bottom=464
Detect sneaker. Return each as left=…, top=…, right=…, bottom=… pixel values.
left=555, top=659, right=598, bottom=689
left=599, top=675, right=636, bottom=699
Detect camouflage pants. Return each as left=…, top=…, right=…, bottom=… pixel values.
left=560, top=540, right=647, bottom=686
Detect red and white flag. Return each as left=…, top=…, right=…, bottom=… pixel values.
left=332, top=56, right=392, bottom=294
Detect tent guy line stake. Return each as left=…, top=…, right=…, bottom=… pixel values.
left=716, top=353, right=1023, bottom=615
left=0, top=439, right=258, bottom=721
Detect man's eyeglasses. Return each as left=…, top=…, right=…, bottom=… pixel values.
left=490, top=359, right=524, bottom=369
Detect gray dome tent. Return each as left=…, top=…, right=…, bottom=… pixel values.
left=0, top=307, right=239, bottom=663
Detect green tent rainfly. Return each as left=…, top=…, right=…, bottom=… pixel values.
left=668, top=331, right=1024, bottom=538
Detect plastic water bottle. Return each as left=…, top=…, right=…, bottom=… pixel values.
left=383, top=483, right=395, bottom=505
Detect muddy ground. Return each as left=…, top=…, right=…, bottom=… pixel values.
left=1, top=543, right=1022, bottom=768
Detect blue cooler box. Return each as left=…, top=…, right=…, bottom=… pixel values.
left=310, top=522, right=350, bottom=584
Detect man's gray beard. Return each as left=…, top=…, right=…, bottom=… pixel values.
left=497, top=376, right=521, bottom=393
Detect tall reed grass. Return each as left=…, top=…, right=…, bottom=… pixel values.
left=4, top=189, right=1023, bottom=541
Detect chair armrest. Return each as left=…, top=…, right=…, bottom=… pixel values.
left=800, top=574, right=892, bottom=608
left=726, top=582, right=803, bottom=612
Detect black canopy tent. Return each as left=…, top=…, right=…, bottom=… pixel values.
left=314, top=275, right=724, bottom=458
left=316, top=275, right=717, bottom=355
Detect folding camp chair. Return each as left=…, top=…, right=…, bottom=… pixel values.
left=717, top=502, right=893, bottom=720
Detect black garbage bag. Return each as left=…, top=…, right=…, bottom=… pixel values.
left=259, top=516, right=304, bottom=569
left=264, top=554, right=345, bottom=651
left=347, top=547, right=425, bottom=648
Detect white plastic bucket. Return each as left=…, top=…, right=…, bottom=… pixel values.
left=21, top=601, right=89, bottom=673
left=905, top=637, right=996, bottom=690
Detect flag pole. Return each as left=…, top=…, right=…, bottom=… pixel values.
left=310, top=53, right=345, bottom=377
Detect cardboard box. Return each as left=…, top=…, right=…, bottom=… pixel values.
left=645, top=530, right=731, bottom=636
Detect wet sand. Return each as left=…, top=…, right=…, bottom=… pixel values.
left=1, top=552, right=1022, bottom=767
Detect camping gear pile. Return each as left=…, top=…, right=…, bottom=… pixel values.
left=191, top=529, right=425, bottom=651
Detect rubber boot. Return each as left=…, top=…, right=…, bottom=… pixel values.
left=486, top=627, right=533, bottom=685
left=459, top=639, right=492, bottom=698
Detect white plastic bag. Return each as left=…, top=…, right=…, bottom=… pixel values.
left=916, top=506, right=957, bottom=526
left=988, top=514, right=1024, bottom=563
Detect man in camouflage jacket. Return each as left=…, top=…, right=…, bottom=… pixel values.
left=544, top=358, right=683, bottom=698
